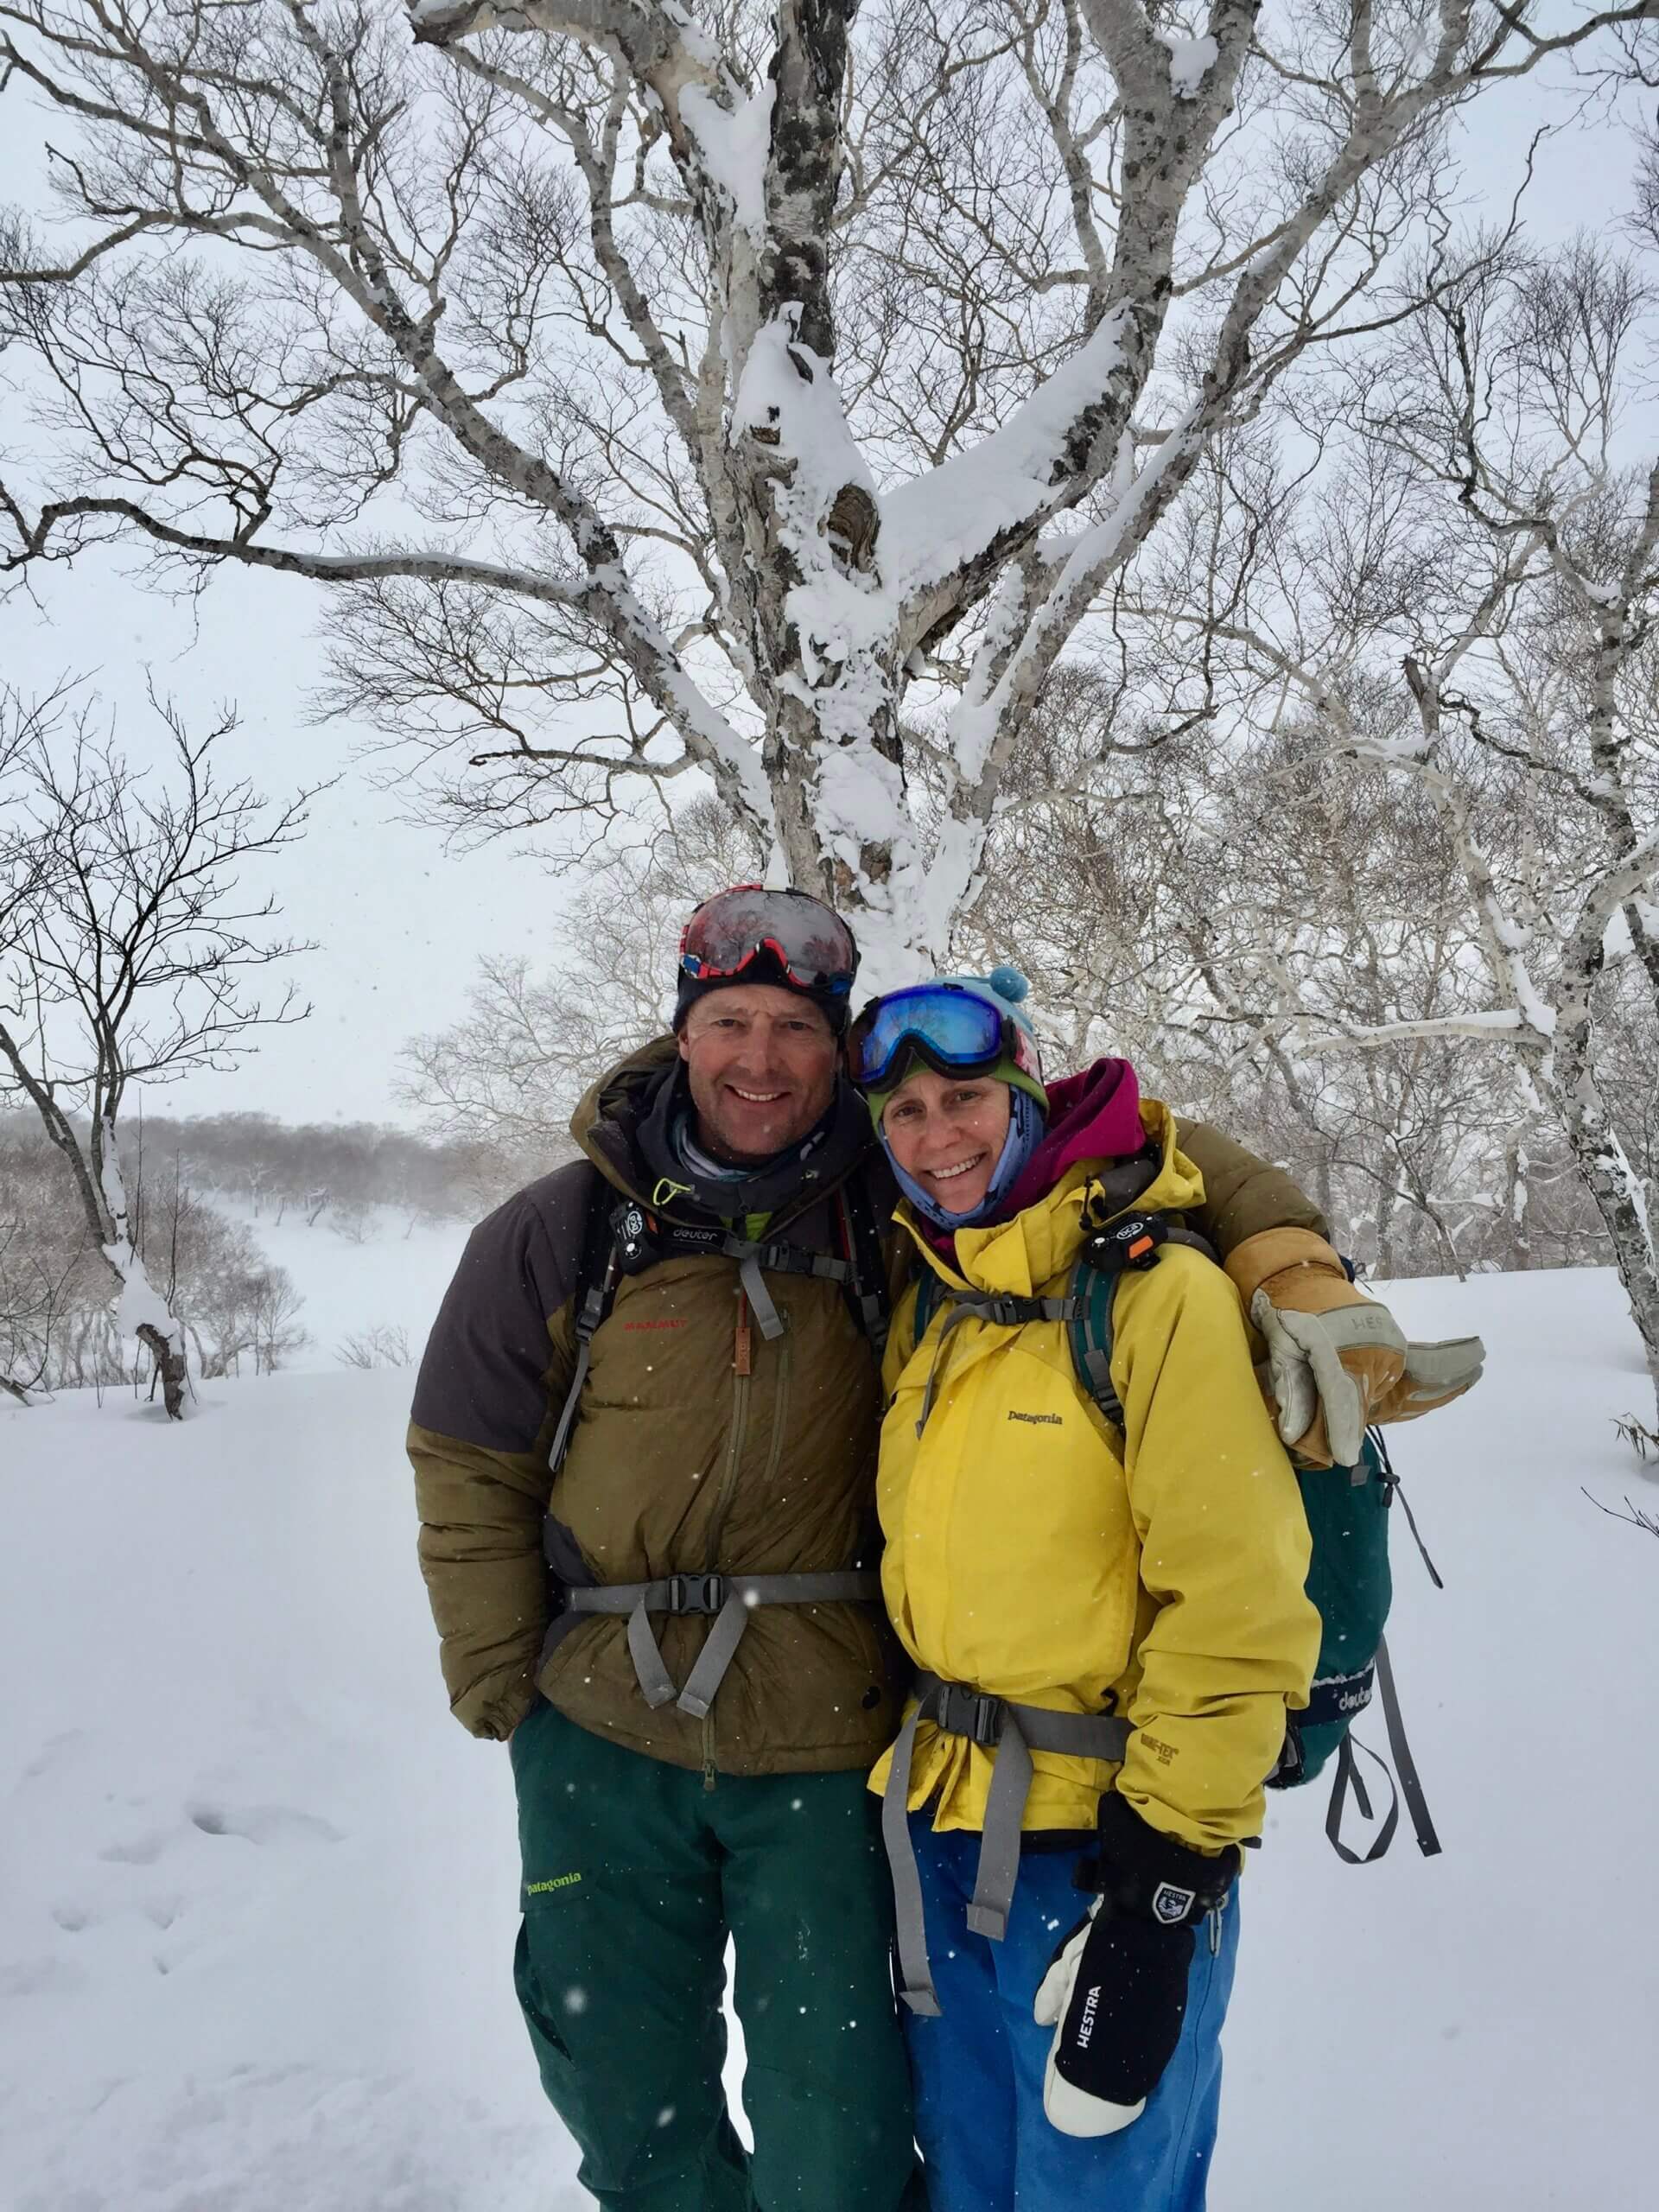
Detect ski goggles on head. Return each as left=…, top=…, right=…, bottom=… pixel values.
left=677, top=885, right=859, bottom=996
left=848, top=983, right=1043, bottom=1091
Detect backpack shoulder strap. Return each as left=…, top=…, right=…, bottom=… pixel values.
left=834, top=1177, right=892, bottom=1357
left=545, top=1166, right=624, bottom=1482
left=910, top=1265, right=943, bottom=1352
left=1067, top=1257, right=1126, bottom=1428
left=1066, top=1206, right=1223, bottom=1433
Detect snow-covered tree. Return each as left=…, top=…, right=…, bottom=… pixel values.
left=0, top=690, right=311, bottom=1416
left=1108, top=241, right=1659, bottom=1412
left=5, top=0, right=1654, bottom=980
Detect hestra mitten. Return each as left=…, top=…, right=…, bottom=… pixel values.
left=1033, top=1795, right=1238, bottom=2139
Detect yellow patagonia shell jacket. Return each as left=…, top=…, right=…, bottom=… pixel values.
left=869, top=1101, right=1321, bottom=1856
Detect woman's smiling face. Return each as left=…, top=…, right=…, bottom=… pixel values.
left=880, top=1065, right=1013, bottom=1216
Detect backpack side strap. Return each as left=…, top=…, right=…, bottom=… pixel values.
left=1321, top=1643, right=1443, bottom=1865
left=880, top=1670, right=1131, bottom=2018
left=1372, top=1634, right=1442, bottom=1858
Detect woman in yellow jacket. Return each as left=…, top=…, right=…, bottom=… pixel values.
left=849, top=968, right=1321, bottom=2212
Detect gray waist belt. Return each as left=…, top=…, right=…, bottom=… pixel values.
left=881, top=1670, right=1130, bottom=2018
left=551, top=1571, right=881, bottom=1721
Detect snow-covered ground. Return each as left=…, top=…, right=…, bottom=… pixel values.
left=2, top=1262, right=1655, bottom=2210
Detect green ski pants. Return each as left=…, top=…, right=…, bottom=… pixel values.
left=509, top=1699, right=924, bottom=2212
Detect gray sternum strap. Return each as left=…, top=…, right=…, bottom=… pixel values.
left=562, top=1570, right=881, bottom=1720
left=909, top=1216, right=1219, bottom=1439
left=721, top=1232, right=855, bottom=1343
left=881, top=1670, right=1130, bottom=2018
left=914, top=1293, right=1078, bottom=1435
left=738, top=1250, right=784, bottom=1340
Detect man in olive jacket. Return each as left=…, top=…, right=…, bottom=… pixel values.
left=408, top=888, right=1343, bottom=2212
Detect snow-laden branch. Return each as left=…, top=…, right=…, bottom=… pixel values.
left=2, top=498, right=596, bottom=608
left=880, top=307, right=1136, bottom=620
left=410, top=0, right=717, bottom=99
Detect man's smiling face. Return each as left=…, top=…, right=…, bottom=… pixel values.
left=677, top=985, right=841, bottom=1165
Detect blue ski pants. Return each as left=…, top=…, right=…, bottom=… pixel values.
left=901, top=1819, right=1239, bottom=2212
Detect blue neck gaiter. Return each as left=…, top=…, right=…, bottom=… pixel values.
left=885, top=1086, right=1046, bottom=1232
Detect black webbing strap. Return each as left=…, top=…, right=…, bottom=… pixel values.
left=1374, top=1635, right=1442, bottom=1856
left=1325, top=1733, right=1400, bottom=1864
left=1324, top=1636, right=1441, bottom=1863
left=1370, top=1426, right=1446, bottom=1589
left=834, top=1179, right=892, bottom=1356
left=544, top=1170, right=624, bottom=1478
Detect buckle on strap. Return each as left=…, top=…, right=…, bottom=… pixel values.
left=932, top=1681, right=1005, bottom=1747
left=664, top=1573, right=727, bottom=1614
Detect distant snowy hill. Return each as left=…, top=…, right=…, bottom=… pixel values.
left=2, top=1266, right=1655, bottom=2210
left=223, top=1202, right=467, bottom=1371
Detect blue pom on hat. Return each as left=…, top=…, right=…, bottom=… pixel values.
left=946, top=964, right=1035, bottom=1039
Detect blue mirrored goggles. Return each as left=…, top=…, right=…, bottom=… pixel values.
left=849, top=984, right=1031, bottom=1090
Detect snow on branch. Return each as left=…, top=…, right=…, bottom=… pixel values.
left=880, top=308, right=1135, bottom=617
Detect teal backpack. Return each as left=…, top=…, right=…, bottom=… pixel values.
left=908, top=1201, right=1444, bottom=1864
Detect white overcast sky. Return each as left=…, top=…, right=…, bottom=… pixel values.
left=0, top=37, right=1641, bottom=1130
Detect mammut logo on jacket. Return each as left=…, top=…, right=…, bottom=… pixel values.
left=1007, top=1409, right=1062, bottom=1427
left=620, top=1318, right=690, bottom=1332
left=524, top=1872, right=583, bottom=1895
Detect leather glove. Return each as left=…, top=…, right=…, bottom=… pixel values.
left=1247, top=1286, right=1404, bottom=1466
left=1226, top=1228, right=1479, bottom=1468
left=1033, top=1794, right=1237, bottom=2139
left=1369, top=1335, right=1486, bottom=1428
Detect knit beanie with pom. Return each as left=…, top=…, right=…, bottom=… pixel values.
left=861, top=964, right=1049, bottom=1129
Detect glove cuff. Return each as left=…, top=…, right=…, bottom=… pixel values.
left=1077, top=1794, right=1238, bottom=1926
left=1224, top=1226, right=1347, bottom=1308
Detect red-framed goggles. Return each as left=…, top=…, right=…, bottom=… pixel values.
left=678, top=885, right=859, bottom=996
left=848, top=982, right=1044, bottom=1091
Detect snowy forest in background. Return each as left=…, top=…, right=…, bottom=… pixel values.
left=3, top=0, right=1659, bottom=1420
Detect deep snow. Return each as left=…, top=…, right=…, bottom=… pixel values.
left=214, top=1201, right=468, bottom=1373
left=3, top=1262, right=1656, bottom=2209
